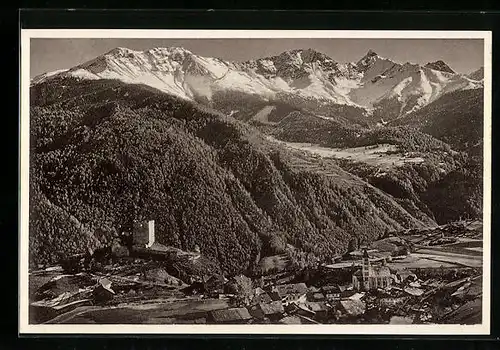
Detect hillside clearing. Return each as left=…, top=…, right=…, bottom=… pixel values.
left=267, top=137, right=425, bottom=169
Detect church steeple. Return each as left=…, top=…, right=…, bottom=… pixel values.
left=363, top=248, right=369, bottom=259
left=361, top=249, right=371, bottom=290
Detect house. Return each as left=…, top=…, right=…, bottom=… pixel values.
left=303, top=301, right=330, bottom=320
left=325, top=292, right=341, bottom=301
left=248, top=301, right=284, bottom=321
left=110, top=237, right=129, bottom=258
left=396, top=270, right=417, bottom=283
left=308, top=286, right=321, bottom=293
left=93, top=278, right=115, bottom=303
left=338, top=284, right=351, bottom=292
left=147, top=242, right=170, bottom=252
left=338, top=299, right=366, bottom=316
left=271, top=283, right=308, bottom=304
left=252, top=291, right=273, bottom=305
left=378, top=297, right=407, bottom=307
left=60, top=252, right=91, bottom=273
left=279, top=315, right=303, bottom=324
left=132, top=220, right=155, bottom=248
left=340, top=290, right=357, bottom=299
left=352, top=250, right=392, bottom=291
left=208, top=307, right=252, bottom=324
left=203, top=275, right=227, bottom=296
left=181, top=281, right=205, bottom=295
left=390, top=315, right=414, bottom=324
left=30, top=297, right=93, bottom=324
left=321, top=285, right=341, bottom=294
left=404, top=286, right=424, bottom=296
left=346, top=292, right=365, bottom=301
left=292, top=303, right=316, bottom=318
left=279, top=315, right=320, bottom=324
left=253, top=287, right=266, bottom=296
left=307, top=292, right=326, bottom=302
left=321, top=285, right=342, bottom=300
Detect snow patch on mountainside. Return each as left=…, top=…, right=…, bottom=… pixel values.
left=31, top=69, right=69, bottom=85
left=68, top=69, right=101, bottom=81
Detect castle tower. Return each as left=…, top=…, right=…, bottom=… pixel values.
left=132, top=219, right=155, bottom=248
left=361, top=249, right=371, bottom=290
left=147, top=220, right=155, bottom=248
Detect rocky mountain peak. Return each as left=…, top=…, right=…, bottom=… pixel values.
left=356, top=49, right=381, bottom=71
left=424, top=60, right=455, bottom=74
left=468, top=66, right=484, bottom=81
left=105, top=47, right=137, bottom=56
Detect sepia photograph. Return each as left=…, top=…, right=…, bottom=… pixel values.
left=19, top=30, right=491, bottom=334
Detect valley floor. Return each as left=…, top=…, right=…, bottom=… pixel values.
left=267, top=136, right=425, bottom=170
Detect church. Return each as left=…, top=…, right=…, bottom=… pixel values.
left=352, top=249, right=392, bottom=291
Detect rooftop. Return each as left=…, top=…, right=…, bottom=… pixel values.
left=258, top=301, right=285, bottom=315
left=210, top=308, right=252, bottom=323
left=353, top=265, right=391, bottom=277
left=339, top=299, right=366, bottom=316
left=274, top=283, right=308, bottom=297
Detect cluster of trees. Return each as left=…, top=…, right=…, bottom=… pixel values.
left=273, top=111, right=363, bottom=148
left=333, top=146, right=480, bottom=225
left=225, top=275, right=254, bottom=306
left=371, top=95, right=409, bottom=121
left=423, top=155, right=483, bottom=224
left=386, top=89, right=484, bottom=221
left=29, top=184, right=103, bottom=266
left=351, top=127, right=453, bottom=153
left=210, top=90, right=269, bottom=122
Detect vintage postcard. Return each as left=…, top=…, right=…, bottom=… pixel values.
left=19, top=29, right=492, bottom=335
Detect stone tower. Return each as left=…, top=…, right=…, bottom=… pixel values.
left=147, top=220, right=155, bottom=248
left=132, top=219, right=155, bottom=248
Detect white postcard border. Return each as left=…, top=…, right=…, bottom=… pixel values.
left=19, top=29, right=493, bottom=335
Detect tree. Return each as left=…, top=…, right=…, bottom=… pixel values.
left=347, top=238, right=358, bottom=252
left=227, top=275, right=254, bottom=306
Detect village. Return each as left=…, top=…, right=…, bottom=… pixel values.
left=29, top=219, right=483, bottom=325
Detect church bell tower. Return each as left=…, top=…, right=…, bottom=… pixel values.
left=361, top=249, right=370, bottom=290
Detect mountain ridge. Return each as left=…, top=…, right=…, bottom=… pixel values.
left=31, top=46, right=482, bottom=119
left=424, top=60, right=455, bottom=74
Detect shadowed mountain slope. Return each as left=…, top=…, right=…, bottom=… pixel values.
left=29, top=77, right=434, bottom=273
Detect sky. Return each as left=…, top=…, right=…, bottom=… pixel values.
left=30, top=38, right=484, bottom=78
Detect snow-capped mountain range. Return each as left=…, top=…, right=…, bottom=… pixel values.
left=31, top=46, right=483, bottom=118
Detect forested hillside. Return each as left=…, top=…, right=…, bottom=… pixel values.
left=29, top=77, right=434, bottom=273
left=386, top=88, right=484, bottom=222
left=391, top=88, right=484, bottom=155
